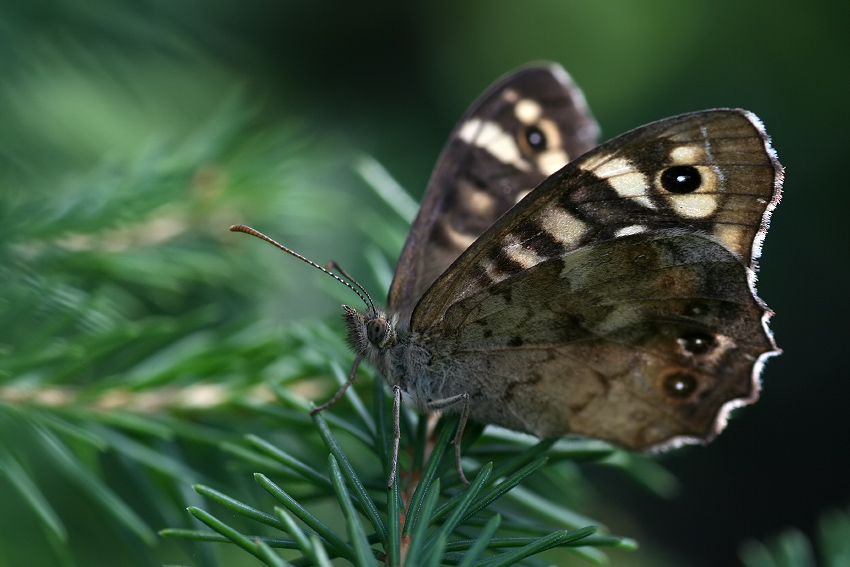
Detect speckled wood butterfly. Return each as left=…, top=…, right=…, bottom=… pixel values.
left=233, top=63, right=782, bottom=485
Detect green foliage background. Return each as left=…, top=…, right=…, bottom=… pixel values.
left=1, top=1, right=848, bottom=566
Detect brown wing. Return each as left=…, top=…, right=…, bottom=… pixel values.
left=387, top=63, right=599, bottom=324
left=430, top=233, right=777, bottom=449
left=412, top=109, right=782, bottom=333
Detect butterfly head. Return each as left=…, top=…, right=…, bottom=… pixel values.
left=343, top=304, right=397, bottom=348
left=342, top=305, right=401, bottom=382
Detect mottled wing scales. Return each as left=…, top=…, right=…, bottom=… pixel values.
left=412, top=110, right=782, bottom=331
left=433, top=234, right=775, bottom=449
left=387, top=64, right=599, bottom=324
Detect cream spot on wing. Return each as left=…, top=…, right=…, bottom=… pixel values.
left=615, top=225, right=647, bottom=238
left=537, top=207, right=587, bottom=248
left=458, top=118, right=482, bottom=143
left=537, top=119, right=563, bottom=153
left=714, top=224, right=749, bottom=258
left=609, top=172, right=653, bottom=208
left=508, top=248, right=545, bottom=269
left=594, top=157, right=656, bottom=210
left=502, top=234, right=545, bottom=268
left=515, top=98, right=542, bottom=124
left=458, top=118, right=531, bottom=171
left=502, top=89, right=519, bottom=103
left=464, top=185, right=497, bottom=217
left=441, top=221, right=477, bottom=250
left=669, top=193, right=719, bottom=218
left=537, top=149, right=569, bottom=175
left=480, top=258, right=504, bottom=282
left=670, top=145, right=705, bottom=164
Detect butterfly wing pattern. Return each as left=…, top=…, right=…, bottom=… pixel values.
left=342, top=66, right=782, bottom=463
left=388, top=64, right=600, bottom=325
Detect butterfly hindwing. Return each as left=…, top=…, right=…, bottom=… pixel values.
left=433, top=233, right=775, bottom=449
left=387, top=64, right=600, bottom=324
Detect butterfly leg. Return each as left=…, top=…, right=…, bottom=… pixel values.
left=388, top=385, right=402, bottom=489
left=426, top=393, right=471, bottom=487
left=387, top=389, right=472, bottom=488
left=310, top=354, right=363, bottom=415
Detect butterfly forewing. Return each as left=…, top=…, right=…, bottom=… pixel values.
left=565, top=110, right=780, bottom=264
left=387, top=64, right=599, bottom=325
left=411, top=110, right=781, bottom=332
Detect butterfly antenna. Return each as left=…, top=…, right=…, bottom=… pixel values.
left=229, top=225, right=374, bottom=311
left=325, top=260, right=377, bottom=312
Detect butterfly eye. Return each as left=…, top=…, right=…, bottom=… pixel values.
left=366, top=317, right=388, bottom=346
left=660, top=165, right=702, bottom=194
left=523, top=125, right=547, bottom=151
left=662, top=372, right=698, bottom=399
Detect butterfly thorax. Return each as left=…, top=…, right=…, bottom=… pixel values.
left=343, top=305, right=455, bottom=413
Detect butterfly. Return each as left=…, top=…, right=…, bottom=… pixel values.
left=233, top=62, right=782, bottom=486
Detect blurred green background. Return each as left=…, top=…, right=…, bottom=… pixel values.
left=1, top=1, right=848, bottom=566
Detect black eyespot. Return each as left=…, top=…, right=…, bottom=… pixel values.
left=524, top=125, right=547, bottom=151
left=663, top=372, right=698, bottom=399
left=680, top=332, right=717, bottom=355
left=366, top=318, right=387, bottom=346
left=660, top=165, right=702, bottom=194
left=507, top=336, right=523, bottom=347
